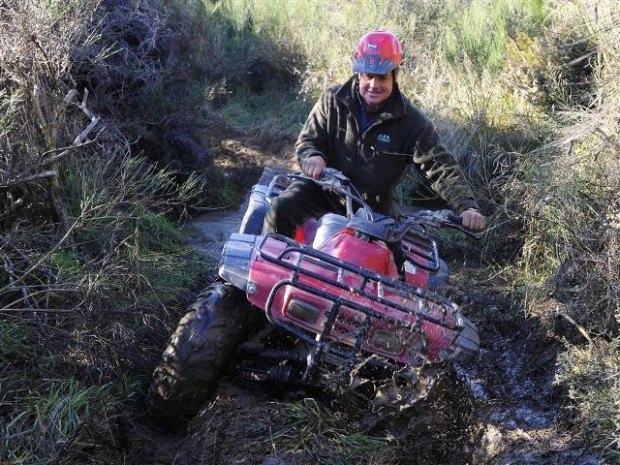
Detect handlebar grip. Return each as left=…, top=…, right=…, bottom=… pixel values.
left=446, top=212, right=463, bottom=225
left=444, top=211, right=481, bottom=240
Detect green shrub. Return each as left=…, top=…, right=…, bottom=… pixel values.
left=442, top=0, right=548, bottom=75
left=555, top=339, right=620, bottom=460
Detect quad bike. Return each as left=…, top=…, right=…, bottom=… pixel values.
left=148, top=168, right=480, bottom=429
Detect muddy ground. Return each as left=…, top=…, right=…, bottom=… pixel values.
left=124, top=132, right=605, bottom=465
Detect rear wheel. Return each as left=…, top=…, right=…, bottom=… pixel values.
left=148, top=281, right=249, bottom=429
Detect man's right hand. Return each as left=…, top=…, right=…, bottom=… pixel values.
left=300, top=155, right=327, bottom=179
left=460, top=208, right=487, bottom=232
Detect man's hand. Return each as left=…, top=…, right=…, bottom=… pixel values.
left=300, top=155, right=326, bottom=179
left=460, top=208, right=486, bottom=232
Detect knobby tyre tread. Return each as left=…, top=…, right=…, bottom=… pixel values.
left=148, top=282, right=248, bottom=429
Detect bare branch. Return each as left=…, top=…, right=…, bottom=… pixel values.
left=0, top=170, right=58, bottom=189
left=38, top=89, right=103, bottom=166
left=40, top=139, right=96, bottom=161
left=559, top=312, right=593, bottom=344
left=75, top=88, right=96, bottom=119
left=74, top=115, right=101, bottom=145
left=1, top=253, right=34, bottom=309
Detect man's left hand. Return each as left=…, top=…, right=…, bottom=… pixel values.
left=300, top=155, right=326, bottom=179
left=460, top=208, right=486, bottom=232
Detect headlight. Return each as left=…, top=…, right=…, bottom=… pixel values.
left=371, top=329, right=404, bottom=354
left=287, top=299, right=320, bottom=324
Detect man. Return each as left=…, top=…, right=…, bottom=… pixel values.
left=263, top=30, right=486, bottom=237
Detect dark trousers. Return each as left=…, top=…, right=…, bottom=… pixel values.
left=263, top=180, right=406, bottom=273
left=262, top=180, right=346, bottom=236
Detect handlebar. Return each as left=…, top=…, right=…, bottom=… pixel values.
left=271, top=169, right=480, bottom=241
left=399, top=209, right=481, bottom=240
left=286, top=168, right=377, bottom=221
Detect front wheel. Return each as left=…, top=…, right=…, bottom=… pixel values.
left=148, top=282, right=249, bottom=429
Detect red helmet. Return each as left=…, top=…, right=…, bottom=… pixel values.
left=353, top=30, right=403, bottom=74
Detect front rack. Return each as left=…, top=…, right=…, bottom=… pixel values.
left=256, top=234, right=462, bottom=376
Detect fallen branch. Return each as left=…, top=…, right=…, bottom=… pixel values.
left=74, top=115, right=101, bottom=144
left=0, top=170, right=58, bottom=190
left=559, top=312, right=594, bottom=344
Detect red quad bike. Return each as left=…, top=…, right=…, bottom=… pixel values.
left=148, top=168, right=480, bottom=428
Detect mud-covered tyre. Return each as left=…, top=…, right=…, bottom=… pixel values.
left=148, top=281, right=249, bottom=429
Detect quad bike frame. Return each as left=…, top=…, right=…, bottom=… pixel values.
left=149, top=168, right=480, bottom=428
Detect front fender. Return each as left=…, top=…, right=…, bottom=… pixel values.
left=218, top=233, right=258, bottom=292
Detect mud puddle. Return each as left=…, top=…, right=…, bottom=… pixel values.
left=182, top=208, right=243, bottom=259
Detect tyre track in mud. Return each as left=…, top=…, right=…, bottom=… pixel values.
left=453, top=296, right=605, bottom=465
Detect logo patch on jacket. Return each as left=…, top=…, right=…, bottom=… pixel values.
left=377, top=134, right=391, bottom=144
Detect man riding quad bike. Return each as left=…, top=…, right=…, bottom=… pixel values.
left=149, top=29, right=486, bottom=429
left=148, top=168, right=481, bottom=429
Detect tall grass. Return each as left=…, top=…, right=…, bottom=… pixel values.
left=192, top=0, right=456, bottom=137
left=510, top=0, right=620, bottom=457
left=442, top=0, right=548, bottom=74
left=556, top=339, right=620, bottom=460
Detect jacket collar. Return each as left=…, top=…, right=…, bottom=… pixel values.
left=335, top=74, right=407, bottom=120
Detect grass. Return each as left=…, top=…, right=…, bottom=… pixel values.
left=555, top=338, right=620, bottom=458
left=442, top=0, right=548, bottom=75
left=2, top=378, right=132, bottom=465
left=269, top=398, right=394, bottom=464
left=0, top=320, right=33, bottom=363
left=214, top=87, right=310, bottom=141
